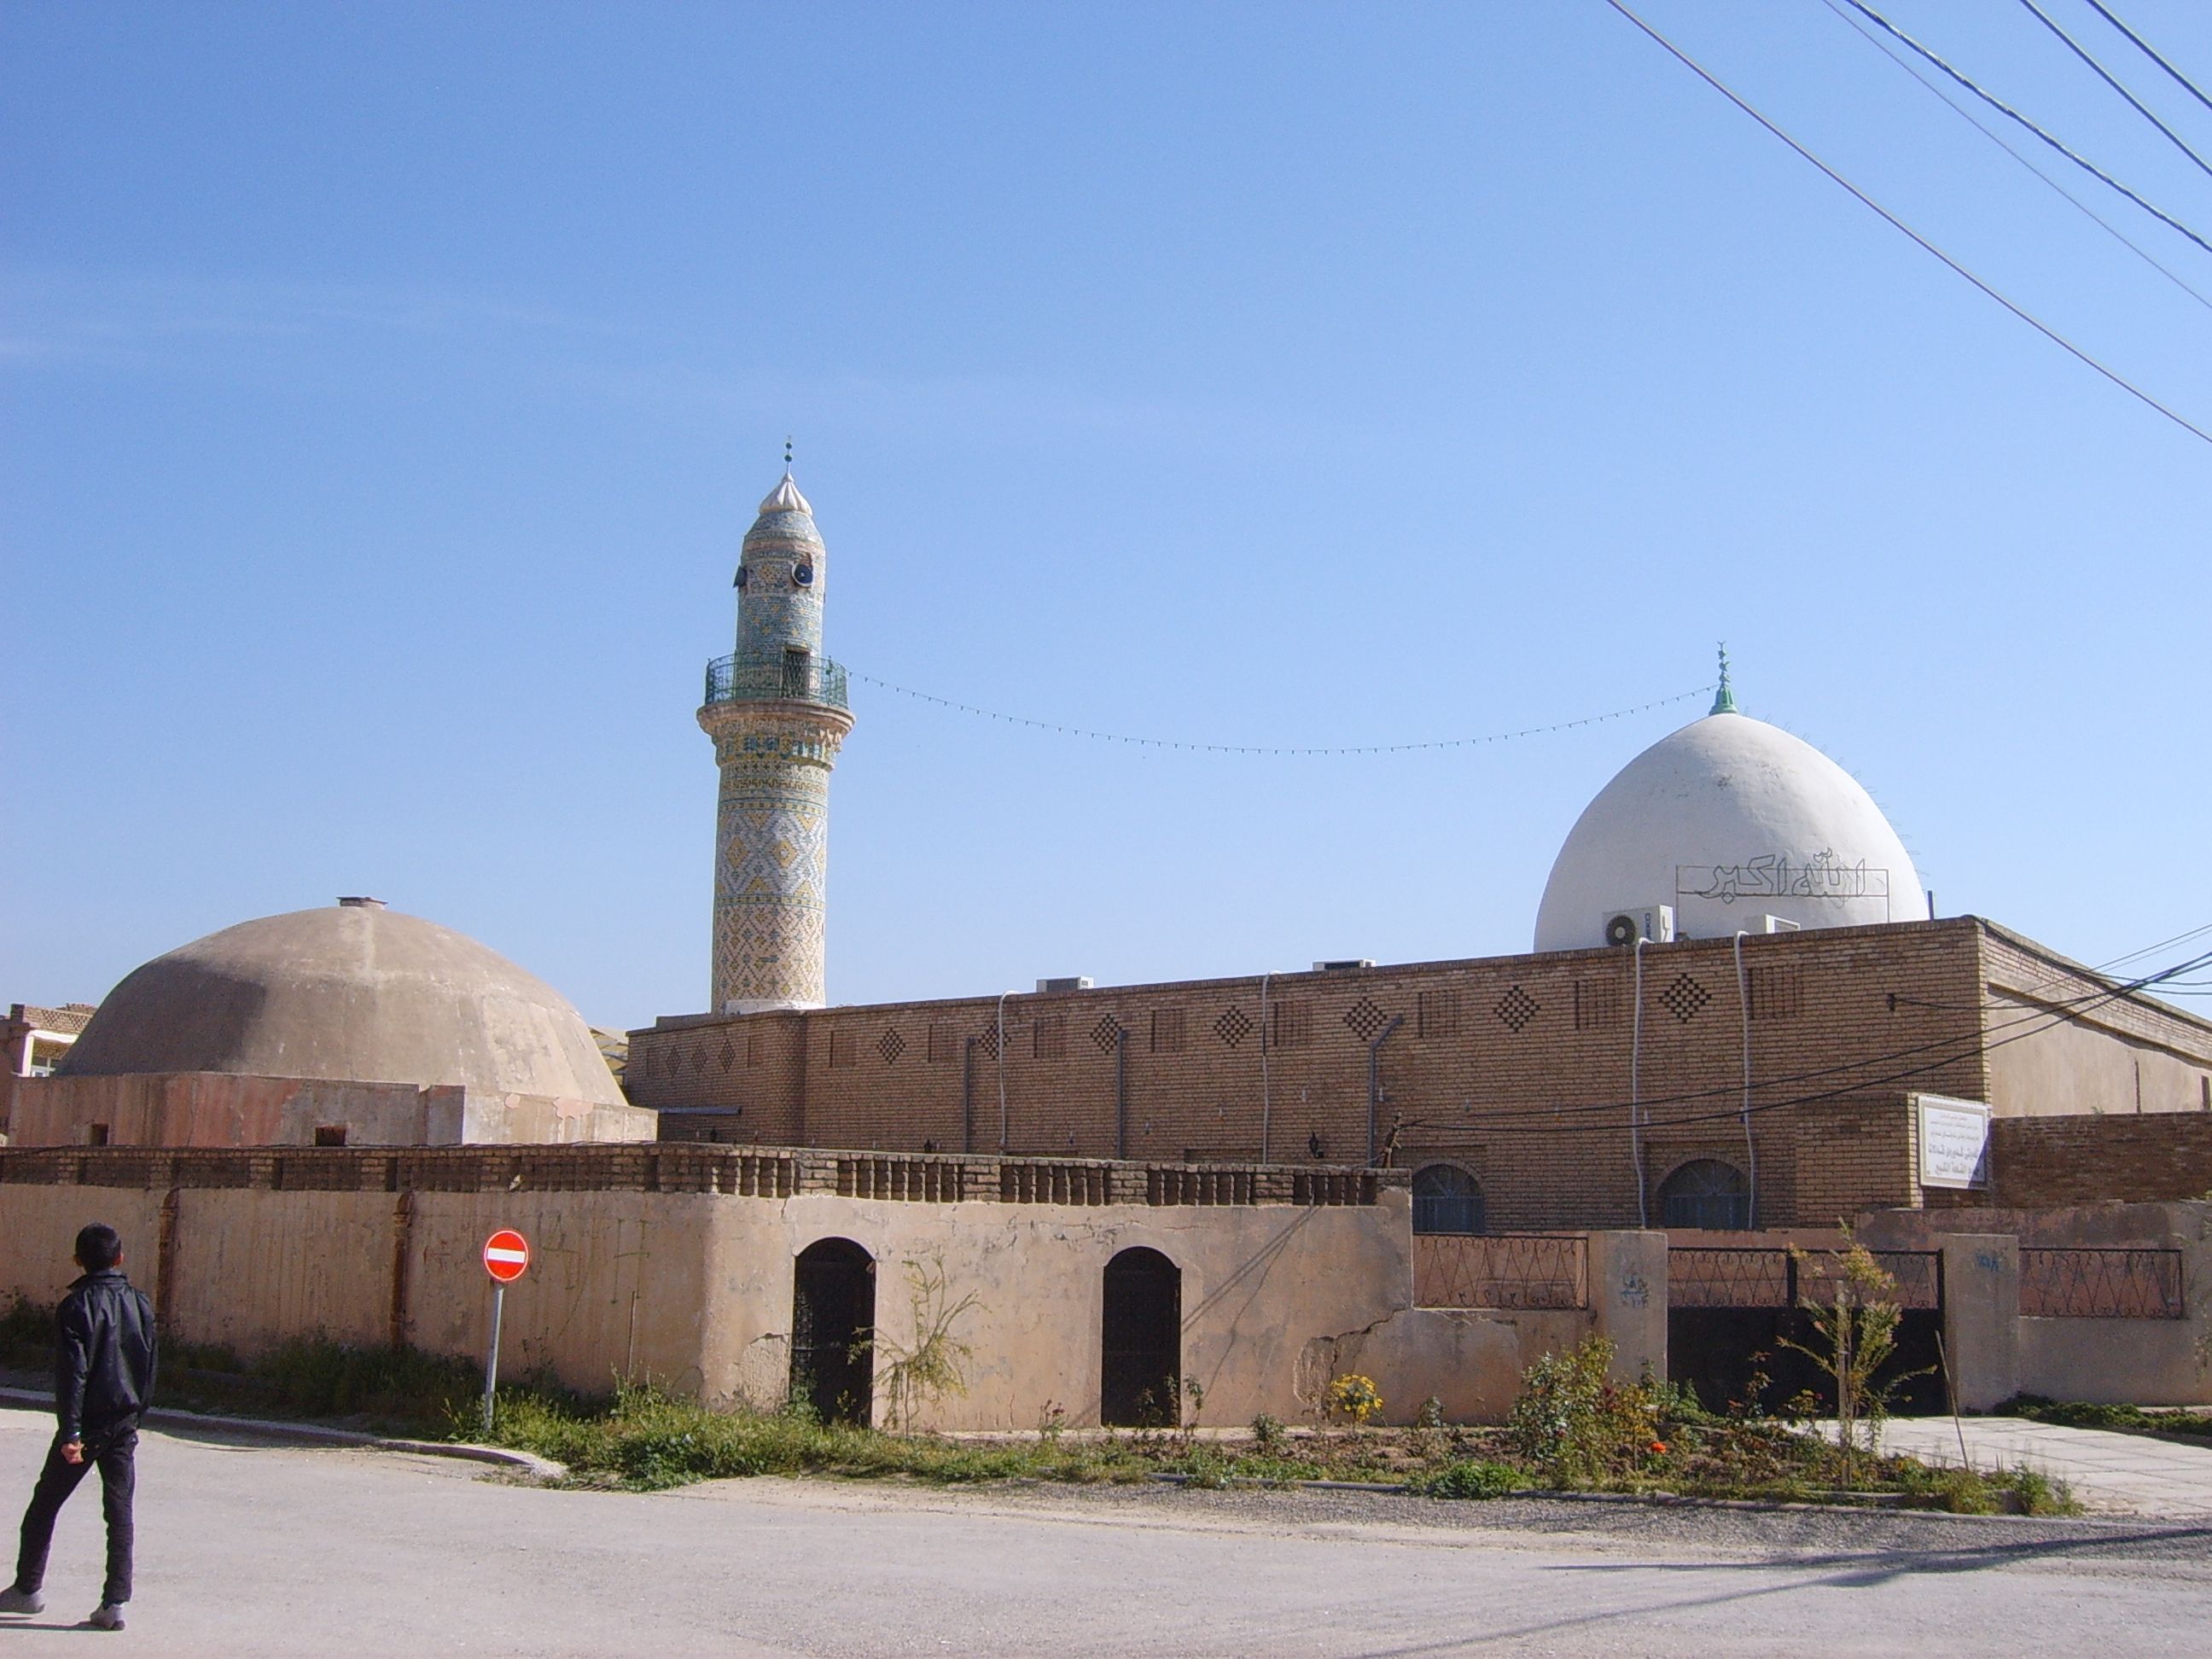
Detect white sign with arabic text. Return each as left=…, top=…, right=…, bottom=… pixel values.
left=1917, top=1094, right=1991, bottom=1190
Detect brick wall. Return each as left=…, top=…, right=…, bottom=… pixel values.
left=631, top=919, right=2013, bottom=1226
left=624, top=918, right=2212, bottom=1230
left=1984, top=1114, right=2212, bottom=1208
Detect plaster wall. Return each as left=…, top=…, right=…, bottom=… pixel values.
left=1860, top=1202, right=2212, bottom=1406
left=1982, top=1007, right=2212, bottom=1120
left=2017, top=1317, right=2209, bottom=1406
left=0, top=1072, right=655, bottom=1148
left=0, top=1185, right=167, bottom=1307
left=0, top=1176, right=1663, bottom=1428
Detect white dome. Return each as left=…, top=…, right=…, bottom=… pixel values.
left=1534, top=711, right=1927, bottom=952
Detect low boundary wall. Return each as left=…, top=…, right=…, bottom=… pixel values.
left=0, top=1147, right=1664, bottom=1428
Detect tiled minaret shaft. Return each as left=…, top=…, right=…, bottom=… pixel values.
left=698, top=473, right=854, bottom=1013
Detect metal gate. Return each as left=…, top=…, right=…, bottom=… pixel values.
left=791, top=1237, right=876, bottom=1426
left=1101, top=1247, right=1181, bottom=1427
left=1666, top=1247, right=1947, bottom=1416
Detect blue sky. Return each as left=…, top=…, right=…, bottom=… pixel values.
left=4, top=1, right=2208, bottom=1029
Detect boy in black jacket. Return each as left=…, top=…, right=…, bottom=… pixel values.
left=0, top=1223, right=158, bottom=1632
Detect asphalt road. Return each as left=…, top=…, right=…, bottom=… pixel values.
left=1, top=1412, right=2209, bottom=1656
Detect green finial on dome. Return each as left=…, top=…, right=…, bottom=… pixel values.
left=1710, top=643, right=1739, bottom=715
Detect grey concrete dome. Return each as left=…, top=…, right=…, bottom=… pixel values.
left=59, top=902, right=626, bottom=1107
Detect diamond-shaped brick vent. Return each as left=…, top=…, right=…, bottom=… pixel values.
left=1494, top=985, right=1540, bottom=1033
left=1214, top=1006, right=1253, bottom=1048
left=975, top=1026, right=1002, bottom=1060
left=1342, top=998, right=1388, bottom=1042
left=1661, top=975, right=1711, bottom=1024
left=877, top=1028, right=907, bottom=1064
left=1091, top=1016, right=1124, bottom=1054
left=718, top=1039, right=736, bottom=1073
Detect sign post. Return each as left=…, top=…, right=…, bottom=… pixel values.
left=480, top=1228, right=531, bottom=1434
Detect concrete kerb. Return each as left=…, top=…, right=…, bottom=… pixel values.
left=0, top=1387, right=567, bottom=1483
left=2, top=1389, right=2169, bottom=1526
left=1150, top=1469, right=2156, bottom=1525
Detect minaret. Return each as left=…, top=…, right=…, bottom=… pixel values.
left=698, top=469, right=855, bottom=1013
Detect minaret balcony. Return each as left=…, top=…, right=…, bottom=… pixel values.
left=704, top=651, right=850, bottom=711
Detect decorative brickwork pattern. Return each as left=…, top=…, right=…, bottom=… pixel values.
left=1575, top=978, right=1621, bottom=1030
left=1660, top=974, right=1711, bottom=1024
left=1342, top=998, right=1388, bottom=1042
left=1748, top=965, right=1802, bottom=1021
left=1417, top=989, right=1459, bottom=1039
left=623, top=921, right=2212, bottom=1230
left=1494, top=986, right=1540, bottom=1034
left=0, top=1145, right=1406, bottom=1208
left=700, top=703, right=853, bottom=1011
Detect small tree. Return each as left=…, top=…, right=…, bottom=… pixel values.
left=1778, top=1241, right=1922, bottom=1486
left=868, top=1258, right=980, bottom=1431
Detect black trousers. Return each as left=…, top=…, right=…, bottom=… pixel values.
left=14, top=1427, right=136, bottom=1606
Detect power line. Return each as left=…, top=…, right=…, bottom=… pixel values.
left=1818, top=0, right=2212, bottom=312
left=1399, top=942, right=2212, bottom=1135
left=850, top=671, right=1712, bottom=757
left=2018, top=0, right=2212, bottom=183
left=2081, top=0, right=2212, bottom=118
left=1837, top=0, right=2212, bottom=258
left=1604, top=0, right=2212, bottom=449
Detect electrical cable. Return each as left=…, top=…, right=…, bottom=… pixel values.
left=1402, top=945, right=2212, bottom=1138
left=1991, top=917, right=2212, bottom=1005
left=1835, top=0, right=2212, bottom=258
left=1398, top=943, right=2212, bottom=1134
left=1605, top=0, right=2212, bottom=449
left=2080, top=0, right=2212, bottom=117
left=1819, top=0, right=2212, bottom=312
left=1401, top=942, right=2207, bottom=1129
left=850, top=670, right=1711, bottom=757
left=2017, top=0, right=2212, bottom=183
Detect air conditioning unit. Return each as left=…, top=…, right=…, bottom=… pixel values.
left=1761, top=915, right=1801, bottom=934
left=1312, top=959, right=1376, bottom=972
left=1601, top=905, right=1675, bottom=947
left=1034, top=976, right=1094, bottom=993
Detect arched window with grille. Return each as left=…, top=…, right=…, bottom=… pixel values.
left=1411, top=1164, right=1484, bottom=1235
left=1657, top=1159, right=1750, bottom=1231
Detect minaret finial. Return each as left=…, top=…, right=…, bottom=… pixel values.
left=1710, top=643, right=1739, bottom=715
left=783, top=434, right=794, bottom=469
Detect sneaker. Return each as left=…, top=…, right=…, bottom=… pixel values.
left=0, top=1586, right=43, bottom=1615
left=87, top=1603, right=125, bottom=1631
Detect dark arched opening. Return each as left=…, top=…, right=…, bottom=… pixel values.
left=1101, top=1247, right=1181, bottom=1428
left=1657, top=1159, right=1751, bottom=1231
left=791, top=1237, right=875, bottom=1426
left=1412, top=1164, right=1484, bottom=1235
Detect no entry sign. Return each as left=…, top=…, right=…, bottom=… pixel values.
left=482, top=1229, right=531, bottom=1284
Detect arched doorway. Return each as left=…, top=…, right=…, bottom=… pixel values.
left=791, top=1237, right=875, bottom=1426
left=1101, top=1247, right=1180, bottom=1427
